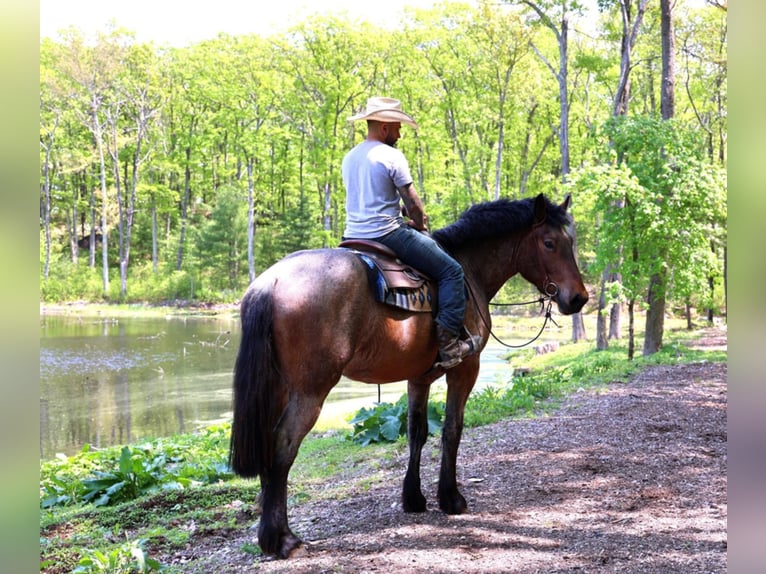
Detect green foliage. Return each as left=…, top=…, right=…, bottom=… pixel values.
left=39, top=3, right=727, bottom=318
left=194, top=185, right=249, bottom=292
left=72, top=538, right=164, bottom=573
left=347, top=394, right=445, bottom=446
left=41, top=258, right=108, bottom=302
left=41, top=425, right=232, bottom=509
left=568, top=116, right=727, bottom=313
left=125, top=263, right=197, bottom=303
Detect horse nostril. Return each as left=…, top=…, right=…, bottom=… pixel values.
left=570, top=292, right=588, bottom=311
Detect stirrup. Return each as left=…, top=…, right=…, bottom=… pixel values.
left=434, top=327, right=482, bottom=369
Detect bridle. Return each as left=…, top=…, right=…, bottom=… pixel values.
left=467, top=276, right=561, bottom=350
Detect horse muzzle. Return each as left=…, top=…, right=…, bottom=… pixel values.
left=554, top=289, right=589, bottom=315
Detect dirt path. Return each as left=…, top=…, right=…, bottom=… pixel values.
left=166, top=337, right=727, bottom=573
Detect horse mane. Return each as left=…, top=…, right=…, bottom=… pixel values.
left=431, top=195, right=571, bottom=253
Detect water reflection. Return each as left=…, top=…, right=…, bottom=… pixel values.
left=40, top=314, right=240, bottom=460
left=40, top=314, right=518, bottom=460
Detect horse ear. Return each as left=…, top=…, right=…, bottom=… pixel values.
left=533, top=193, right=546, bottom=225
left=560, top=193, right=572, bottom=212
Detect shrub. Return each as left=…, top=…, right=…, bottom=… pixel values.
left=348, top=394, right=445, bottom=446
left=41, top=425, right=232, bottom=509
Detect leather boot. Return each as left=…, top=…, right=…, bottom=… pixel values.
left=435, top=325, right=482, bottom=369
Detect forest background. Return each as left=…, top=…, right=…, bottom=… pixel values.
left=39, top=0, right=728, bottom=355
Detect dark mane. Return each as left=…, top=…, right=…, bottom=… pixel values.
left=431, top=195, right=570, bottom=253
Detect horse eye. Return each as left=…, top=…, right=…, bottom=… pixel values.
left=544, top=239, right=555, bottom=250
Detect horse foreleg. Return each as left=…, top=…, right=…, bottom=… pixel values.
left=258, top=392, right=328, bottom=558
left=402, top=381, right=431, bottom=512
left=438, top=362, right=479, bottom=515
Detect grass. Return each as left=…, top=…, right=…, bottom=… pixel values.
left=39, top=315, right=725, bottom=573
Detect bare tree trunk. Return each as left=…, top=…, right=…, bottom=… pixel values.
left=686, top=300, right=693, bottom=329
left=88, top=183, right=96, bottom=268
left=707, top=239, right=716, bottom=323
left=176, top=146, right=192, bottom=271
left=151, top=193, right=158, bottom=273
left=91, top=102, right=110, bottom=297
left=723, top=245, right=727, bottom=323
left=40, top=122, right=56, bottom=279
left=627, top=299, right=636, bottom=360
left=108, top=113, right=126, bottom=299
left=643, top=272, right=666, bottom=355
left=598, top=0, right=649, bottom=348
left=247, top=159, right=256, bottom=283
left=68, top=202, right=78, bottom=266
left=644, top=0, right=675, bottom=356
left=596, top=267, right=610, bottom=351
left=661, top=0, right=676, bottom=120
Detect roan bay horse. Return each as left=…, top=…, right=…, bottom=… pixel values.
left=230, top=193, right=589, bottom=558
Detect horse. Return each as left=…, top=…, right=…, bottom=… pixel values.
left=229, top=193, right=589, bottom=558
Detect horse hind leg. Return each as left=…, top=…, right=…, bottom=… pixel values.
left=402, top=381, right=430, bottom=513
left=258, top=388, right=333, bottom=558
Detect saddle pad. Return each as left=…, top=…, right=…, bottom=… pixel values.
left=342, top=247, right=435, bottom=314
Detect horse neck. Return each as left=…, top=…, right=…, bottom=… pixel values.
left=454, top=230, right=530, bottom=301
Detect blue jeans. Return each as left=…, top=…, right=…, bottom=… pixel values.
left=375, top=225, right=466, bottom=335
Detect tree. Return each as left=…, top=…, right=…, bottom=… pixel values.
left=569, top=116, right=725, bottom=358
left=642, top=0, right=676, bottom=355
left=39, top=2, right=726, bottom=313
left=274, top=16, right=379, bottom=241
left=56, top=28, right=129, bottom=296
left=593, top=0, right=650, bottom=349
left=110, top=42, right=166, bottom=299
left=516, top=0, right=590, bottom=342
left=195, top=185, right=249, bottom=291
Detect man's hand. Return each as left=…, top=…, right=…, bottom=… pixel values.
left=398, top=183, right=429, bottom=231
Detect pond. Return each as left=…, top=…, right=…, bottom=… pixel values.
left=39, top=313, right=518, bottom=460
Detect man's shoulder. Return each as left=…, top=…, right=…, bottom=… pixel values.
left=368, top=141, right=405, bottom=161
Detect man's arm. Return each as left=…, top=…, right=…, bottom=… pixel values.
left=398, top=183, right=428, bottom=231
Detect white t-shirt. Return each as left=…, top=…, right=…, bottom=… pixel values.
left=342, top=140, right=413, bottom=238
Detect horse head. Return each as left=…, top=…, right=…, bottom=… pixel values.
left=521, top=193, right=589, bottom=315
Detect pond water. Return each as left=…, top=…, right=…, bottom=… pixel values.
left=39, top=313, right=518, bottom=460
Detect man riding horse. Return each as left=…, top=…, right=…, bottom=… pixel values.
left=342, top=96, right=482, bottom=368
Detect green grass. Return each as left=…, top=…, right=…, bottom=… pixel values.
left=40, top=320, right=725, bottom=573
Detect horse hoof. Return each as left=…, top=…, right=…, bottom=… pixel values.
left=277, top=533, right=303, bottom=559
left=402, top=491, right=427, bottom=513
left=438, top=492, right=467, bottom=515
left=259, top=528, right=303, bottom=559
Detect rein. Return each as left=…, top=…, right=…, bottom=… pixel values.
left=470, top=279, right=561, bottom=350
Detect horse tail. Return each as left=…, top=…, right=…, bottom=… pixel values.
left=229, top=280, right=282, bottom=479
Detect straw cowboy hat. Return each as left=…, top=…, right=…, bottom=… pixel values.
left=348, top=96, right=418, bottom=129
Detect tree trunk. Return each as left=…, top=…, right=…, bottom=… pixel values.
left=609, top=299, right=621, bottom=339
left=151, top=194, right=158, bottom=273
left=598, top=0, right=649, bottom=347
left=643, top=271, right=666, bottom=355
left=686, top=299, right=693, bottom=330
left=247, top=159, right=256, bottom=283
left=643, top=0, right=675, bottom=355
left=660, top=0, right=676, bottom=120
left=176, top=146, right=192, bottom=271
left=88, top=183, right=96, bottom=268
left=68, top=202, right=78, bottom=266
left=109, top=118, right=126, bottom=299
left=41, top=144, right=53, bottom=280
left=521, top=1, right=586, bottom=342
left=723, top=245, right=727, bottom=323
left=707, top=240, right=716, bottom=322
left=627, top=298, right=635, bottom=360
left=91, top=102, right=110, bottom=297
left=596, top=266, right=610, bottom=350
